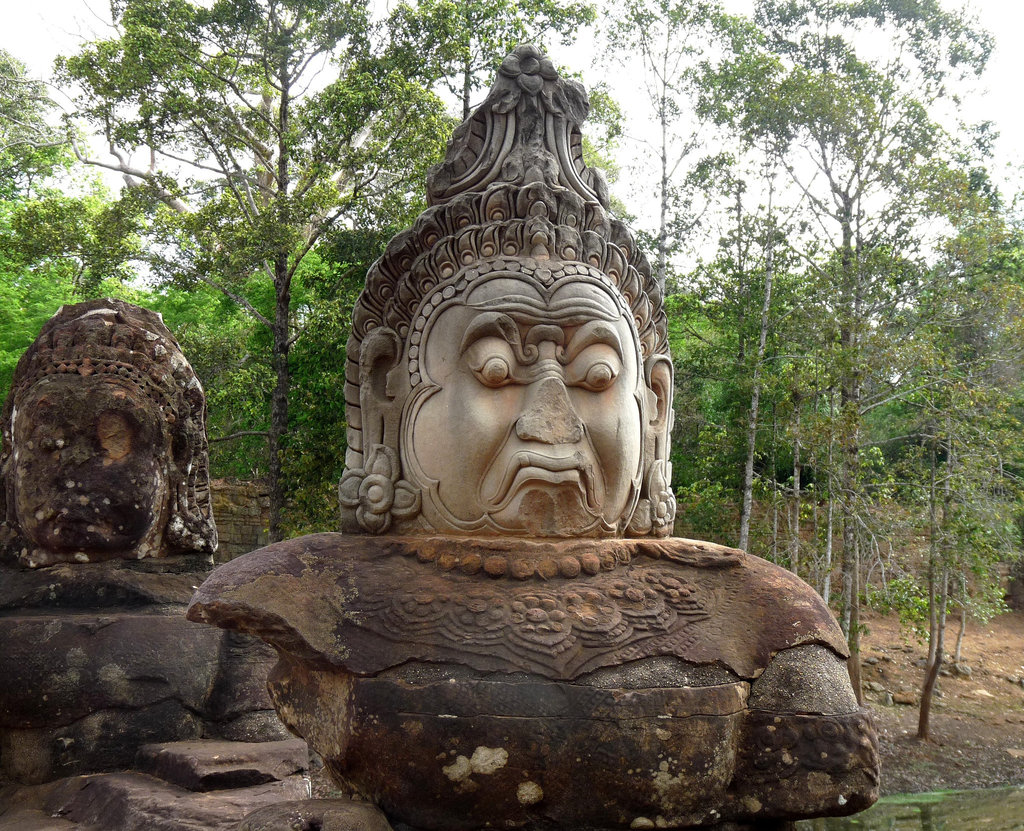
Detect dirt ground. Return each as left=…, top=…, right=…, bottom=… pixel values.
left=860, top=606, right=1024, bottom=795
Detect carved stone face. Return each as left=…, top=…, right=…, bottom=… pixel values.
left=10, top=375, right=170, bottom=560
left=404, top=273, right=644, bottom=536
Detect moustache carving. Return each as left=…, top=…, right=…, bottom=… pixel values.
left=487, top=450, right=600, bottom=516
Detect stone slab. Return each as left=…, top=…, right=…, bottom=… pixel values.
left=239, top=798, right=394, bottom=831
left=0, top=612, right=223, bottom=728
left=0, top=807, right=78, bottom=831
left=135, top=739, right=309, bottom=792
left=0, top=700, right=203, bottom=783
left=0, top=562, right=209, bottom=611
left=187, top=534, right=849, bottom=680
left=41, top=772, right=309, bottom=831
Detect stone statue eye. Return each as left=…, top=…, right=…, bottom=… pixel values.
left=581, top=361, right=617, bottom=391
left=477, top=356, right=512, bottom=387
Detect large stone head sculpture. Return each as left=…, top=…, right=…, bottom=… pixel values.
left=340, top=45, right=675, bottom=538
left=0, top=299, right=217, bottom=567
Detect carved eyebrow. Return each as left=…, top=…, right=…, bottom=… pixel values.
left=459, top=312, right=523, bottom=355
left=562, top=321, right=623, bottom=363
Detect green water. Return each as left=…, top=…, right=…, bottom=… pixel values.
left=795, top=787, right=1024, bottom=829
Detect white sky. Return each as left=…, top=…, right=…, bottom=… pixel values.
left=4, top=0, right=1024, bottom=229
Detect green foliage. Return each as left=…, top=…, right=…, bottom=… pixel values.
left=672, top=479, right=737, bottom=544
left=389, top=0, right=596, bottom=117
left=866, top=577, right=929, bottom=637
left=0, top=49, right=146, bottom=402
left=55, top=0, right=453, bottom=535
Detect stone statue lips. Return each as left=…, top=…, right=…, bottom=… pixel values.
left=486, top=449, right=599, bottom=515
left=21, top=482, right=154, bottom=552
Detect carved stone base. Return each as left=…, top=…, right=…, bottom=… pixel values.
left=390, top=824, right=797, bottom=831
left=188, top=534, right=880, bottom=829
left=0, top=562, right=286, bottom=783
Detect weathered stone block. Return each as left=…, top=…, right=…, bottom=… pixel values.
left=0, top=613, right=222, bottom=728
left=40, top=772, right=309, bottom=831
left=240, top=798, right=395, bottom=831
left=135, top=739, right=308, bottom=792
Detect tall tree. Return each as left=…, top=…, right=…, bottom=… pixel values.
left=391, top=0, right=596, bottom=120
left=698, top=0, right=992, bottom=700
left=58, top=0, right=452, bottom=538
left=1, top=49, right=145, bottom=397
left=904, top=209, right=1024, bottom=739
left=604, top=0, right=723, bottom=289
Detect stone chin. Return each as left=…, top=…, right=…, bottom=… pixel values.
left=480, top=449, right=608, bottom=536
left=490, top=485, right=611, bottom=537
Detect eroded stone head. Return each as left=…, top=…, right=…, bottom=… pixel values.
left=340, top=44, right=674, bottom=538
left=0, top=299, right=217, bottom=566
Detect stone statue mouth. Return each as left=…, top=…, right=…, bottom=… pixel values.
left=487, top=450, right=598, bottom=513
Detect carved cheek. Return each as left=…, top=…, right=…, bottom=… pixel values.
left=574, top=384, right=642, bottom=506
left=97, top=411, right=133, bottom=463
left=450, top=376, right=521, bottom=487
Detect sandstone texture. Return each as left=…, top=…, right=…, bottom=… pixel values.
left=0, top=561, right=287, bottom=783
left=239, top=798, right=395, bottom=831
left=0, top=739, right=310, bottom=831
left=189, top=534, right=880, bottom=829
left=135, top=738, right=308, bottom=792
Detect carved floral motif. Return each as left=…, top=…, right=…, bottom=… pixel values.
left=338, top=445, right=419, bottom=534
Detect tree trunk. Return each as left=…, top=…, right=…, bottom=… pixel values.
left=268, top=274, right=291, bottom=542
left=739, top=216, right=774, bottom=552
left=268, top=59, right=293, bottom=542
left=838, top=195, right=862, bottom=704
left=847, top=531, right=862, bottom=704
left=462, top=54, right=472, bottom=121
left=789, top=395, right=802, bottom=575
left=918, top=566, right=949, bottom=740
left=919, top=434, right=951, bottom=740
left=738, top=385, right=759, bottom=553
left=655, top=79, right=670, bottom=290
left=770, top=406, right=779, bottom=563
left=822, top=396, right=835, bottom=604
left=954, top=607, right=967, bottom=665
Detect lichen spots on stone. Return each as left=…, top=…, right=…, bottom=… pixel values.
left=401, top=720, right=424, bottom=736
left=469, top=745, right=508, bottom=774
left=741, top=796, right=762, bottom=813
left=443, top=755, right=473, bottom=782
left=443, top=746, right=509, bottom=782
left=517, top=780, right=543, bottom=805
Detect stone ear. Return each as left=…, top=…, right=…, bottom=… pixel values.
left=358, top=327, right=405, bottom=453
left=646, top=355, right=674, bottom=445
left=340, top=327, right=419, bottom=534
left=627, top=355, right=675, bottom=538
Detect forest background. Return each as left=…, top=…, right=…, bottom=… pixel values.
left=3, top=0, right=1024, bottom=737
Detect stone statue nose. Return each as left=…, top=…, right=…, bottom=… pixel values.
left=515, top=376, right=583, bottom=444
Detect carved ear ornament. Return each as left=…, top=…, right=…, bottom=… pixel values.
left=339, top=445, right=420, bottom=535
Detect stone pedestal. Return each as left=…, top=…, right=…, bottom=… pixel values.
left=0, top=560, right=287, bottom=783
left=188, top=534, right=879, bottom=830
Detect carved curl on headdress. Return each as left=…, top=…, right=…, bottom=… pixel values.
left=0, top=299, right=217, bottom=558
left=342, top=45, right=674, bottom=536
